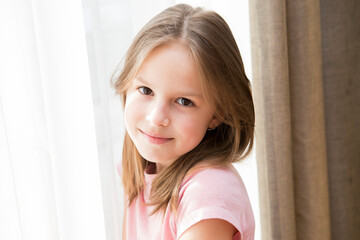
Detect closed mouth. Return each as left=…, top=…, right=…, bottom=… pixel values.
left=139, top=129, right=173, bottom=144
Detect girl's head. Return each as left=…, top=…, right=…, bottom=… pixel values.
left=112, top=3, right=254, bottom=213
left=123, top=42, right=222, bottom=173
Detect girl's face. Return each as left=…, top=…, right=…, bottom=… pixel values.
left=124, top=43, right=220, bottom=173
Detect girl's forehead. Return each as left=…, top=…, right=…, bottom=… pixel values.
left=134, top=43, right=202, bottom=89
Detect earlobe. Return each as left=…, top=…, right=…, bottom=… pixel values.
left=208, top=117, right=221, bottom=130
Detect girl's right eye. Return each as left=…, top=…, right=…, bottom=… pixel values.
left=138, top=87, right=153, bottom=95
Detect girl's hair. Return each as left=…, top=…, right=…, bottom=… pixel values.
left=111, top=3, right=255, bottom=214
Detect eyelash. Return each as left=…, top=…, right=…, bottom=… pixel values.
left=138, top=86, right=153, bottom=96
left=137, top=86, right=195, bottom=107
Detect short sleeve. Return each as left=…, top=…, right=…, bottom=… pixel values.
left=116, top=162, right=122, bottom=177
left=176, top=166, right=255, bottom=240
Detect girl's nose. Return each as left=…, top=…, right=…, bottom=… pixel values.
left=145, top=101, right=170, bottom=127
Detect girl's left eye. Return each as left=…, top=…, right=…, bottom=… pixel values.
left=176, top=98, right=194, bottom=107
left=138, top=86, right=153, bottom=95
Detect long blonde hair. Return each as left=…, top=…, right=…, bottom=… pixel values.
left=111, top=4, right=255, bottom=214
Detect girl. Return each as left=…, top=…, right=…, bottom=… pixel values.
left=112, top=3, right=255, bottom=240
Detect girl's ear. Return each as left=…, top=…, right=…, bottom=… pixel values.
left=208, top=116, right=221, bottom=130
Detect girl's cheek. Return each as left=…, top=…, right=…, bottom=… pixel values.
left=125, top=90, right=143, bottom=110
left=125, top=89, right=137, bottom=105
left=176, top=114, right=208, bottom=136
left=124, top=93, right=142, bottom=125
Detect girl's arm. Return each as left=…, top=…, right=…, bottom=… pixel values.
left=178, top=219, right=237, bottom=240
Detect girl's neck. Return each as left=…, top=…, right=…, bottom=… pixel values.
left=145, top=162, right=157, bottom=175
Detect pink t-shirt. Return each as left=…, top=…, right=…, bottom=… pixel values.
left=120, top=164, right=255, bottom=240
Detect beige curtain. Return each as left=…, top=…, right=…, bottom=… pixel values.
left=249, top=0, right=360, bottom=239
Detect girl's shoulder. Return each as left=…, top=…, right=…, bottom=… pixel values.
left=183, top=163, right=242, bottom=185
left=179, top=164, right=248, bottom=199
left=176, top=163, right=255, bottom=239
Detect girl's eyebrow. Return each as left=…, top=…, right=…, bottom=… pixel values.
left=135, top=76, right=151, bottom=86
left=135, top=76, right=204, bottom=98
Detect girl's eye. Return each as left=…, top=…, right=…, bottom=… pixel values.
left=177, top=98, right=194, bottom=107
left=138, top=87, right=153, bottom=95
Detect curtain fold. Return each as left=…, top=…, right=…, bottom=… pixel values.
left=249, top=0, right=297, bottom=239
left=249, top=0, right=360, bottom=239
left=320, top=1, right=360, bottom=239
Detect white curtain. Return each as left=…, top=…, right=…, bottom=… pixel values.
left=0, top=0, right=106, bottom=239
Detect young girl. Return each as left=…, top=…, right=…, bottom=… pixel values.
left=112, top=3, right=255, bottom=240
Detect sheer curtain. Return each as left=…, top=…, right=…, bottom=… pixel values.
left=0, top=0, right=106, bottom=239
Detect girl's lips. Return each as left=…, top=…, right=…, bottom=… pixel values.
left=139, top=129, right=173, bottom=144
